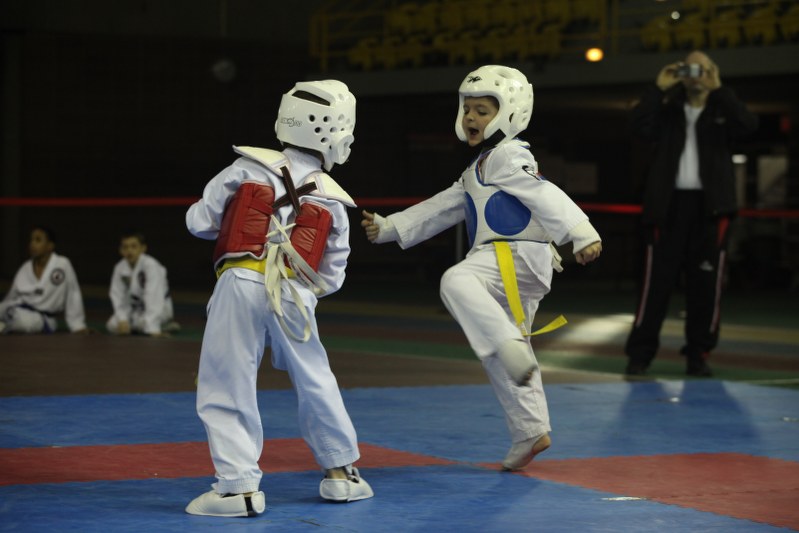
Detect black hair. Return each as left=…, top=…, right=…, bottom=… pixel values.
left=31, top=226, right=57, bottom=245
left=120, top=230, right=147, bottom=245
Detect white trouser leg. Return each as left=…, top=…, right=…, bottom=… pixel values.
left=482, top=354, right=551, bottom=443
left=105, top=315, right=121, bottom=333
left=130, top=299, right=174, bottom=332
left=268, top=300, right=360, bottom=471
left=0, top=304, right=53, bottom=333
left=196, top=273, right=267, bottom=495
left=439, top=249, right=523, bottom=358
left=439, top=244, right=552, bottom=442
left=130, top=313, right=147, bottom=333
left=439, top=245, right=551, bottom=357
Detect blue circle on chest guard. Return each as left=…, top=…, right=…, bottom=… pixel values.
left=486, top=191, right=531, bottom=235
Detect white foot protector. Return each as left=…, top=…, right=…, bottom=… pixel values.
left=319, top=466, right=374, bottom=502
left=501, top=434, right=551, bottom=471
left=185, top=489, right=266, bottom=517
left=496, top=339, right=536, bottom=385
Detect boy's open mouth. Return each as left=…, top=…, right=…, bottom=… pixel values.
left=469, top=127, right=479, bottom=136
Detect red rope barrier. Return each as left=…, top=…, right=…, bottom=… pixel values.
left=1, top=197, right=798, bottom=218
left=575, top=203, right=642, bottom=215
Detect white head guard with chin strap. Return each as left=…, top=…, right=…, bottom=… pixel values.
left=275, top=80, right=356, bottom=171
left=455, top=65, right=534, bottom=144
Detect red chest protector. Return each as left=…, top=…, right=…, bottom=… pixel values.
left=212, top=146, right=355, bottom=276
left=212, top=181, right=334, bottom=273
left=290, top=202, right=333, bottom=272
left=212, top=181, right=276, bottom=267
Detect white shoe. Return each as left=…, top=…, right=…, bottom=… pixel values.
left=319, top=466, right=374, bottom=502
left=501, top=434, right=551, bottom=471
left=0, top=321, right=6, bottom=334
left=185, top=490, right=265, bottom=517
left=496, top=339, right=536, bottom=385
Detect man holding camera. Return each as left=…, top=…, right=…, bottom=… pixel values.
left=624, top=50, right=758, bottom=377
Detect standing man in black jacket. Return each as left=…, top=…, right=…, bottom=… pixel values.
left=625, top=50, right=758, bottom=377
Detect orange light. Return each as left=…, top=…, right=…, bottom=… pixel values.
left=586, top=47, right=604, bottom=62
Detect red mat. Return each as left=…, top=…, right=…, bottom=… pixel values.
left=0, top=439, right=453, bottom=486
left=5, top=443, right=797, bottom=530
left=502, top=452, right=799, bottom=530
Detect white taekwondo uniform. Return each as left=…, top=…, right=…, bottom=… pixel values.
left=379, top=139, right=601, bottom=444
left=106, top=253, right=174, bottom=335
left=0, top=252, right=86, bottom=333
left=186, top=146, right=360, bottom=495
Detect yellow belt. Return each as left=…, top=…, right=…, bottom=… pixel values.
left=216, top=256, right=294, bottom=279
left=493, top=241, right=567, bottom=336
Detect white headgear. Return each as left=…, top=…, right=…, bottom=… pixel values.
left=455, top=65, right=534, bottom=144
left=275, top=80, right=356, bottom=171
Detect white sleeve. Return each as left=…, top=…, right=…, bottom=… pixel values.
left=312, top=198, right=350, bottom=298
left=568, top=219, right=602, bottom=253
left=371, top=213, right=399, bottom=244
left=140, top=258, right=169, bottom=334
left=63, top=259, right=86, bottom=332
left=386, top=180, right=466, bottom=249
left=186, top=160, right=247, bottom=240
left=109, top=262, right=130, bottom=322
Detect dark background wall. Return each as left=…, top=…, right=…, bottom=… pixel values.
left=2, top=0, right=798, bottom=292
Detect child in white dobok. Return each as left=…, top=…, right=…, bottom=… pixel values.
left=106, top=232, right=177, bottom=336
left=362, top=65, right=602, bottom=470
left=186, top=80, right=372, bottom=518
left=0, top=226, right=87, bottom=335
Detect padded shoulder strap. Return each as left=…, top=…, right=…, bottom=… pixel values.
left=233, top=146, right=288, bottom=175
left=303, top=172, right=357, bottom=208
left=234, top=146, right=355, bottom=208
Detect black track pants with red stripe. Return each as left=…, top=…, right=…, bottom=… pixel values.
left=625, top=191, right=731, bottom=366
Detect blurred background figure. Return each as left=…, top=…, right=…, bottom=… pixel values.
left=624, top=50, right=758, bottom=378
left=106, top=231, right=178, bottom=337
left=0, top=227, right=88, bottom=334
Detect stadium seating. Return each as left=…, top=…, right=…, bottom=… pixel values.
left=324, top=0, right=798, bottom=72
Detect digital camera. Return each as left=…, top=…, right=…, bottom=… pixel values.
left=676, top=63, right=703, bottom=78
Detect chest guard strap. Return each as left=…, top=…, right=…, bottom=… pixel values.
left=212, top=181, right=275, bottom=267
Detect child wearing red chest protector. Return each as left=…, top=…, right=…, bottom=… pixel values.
left=185, top=80, right=372, bottom=517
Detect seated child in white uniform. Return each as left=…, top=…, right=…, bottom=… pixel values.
left=184, top=80, right=373, bottom=518
left=0, top=226, right=87, bottom=334
left=362, top=65, right=602, bottom=471
left=106, top=231, right=177, bottom=336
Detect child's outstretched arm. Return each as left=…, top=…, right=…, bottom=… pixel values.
left=360, top=182, right=466, bottom=249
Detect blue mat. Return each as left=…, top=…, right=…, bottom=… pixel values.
left=1, top=381, right=798, bottom=532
